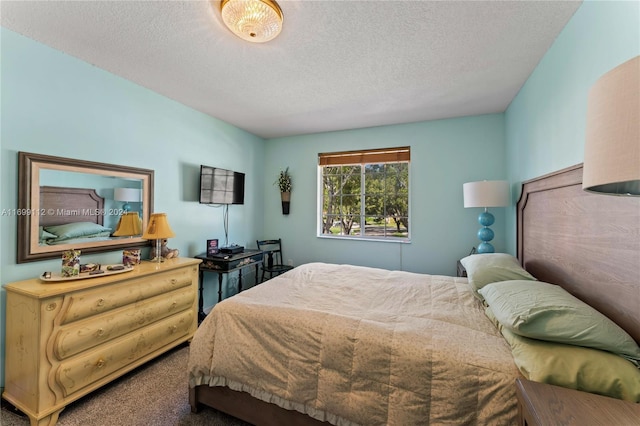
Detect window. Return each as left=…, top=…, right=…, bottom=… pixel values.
left=318, top=147, right=410, bottom=241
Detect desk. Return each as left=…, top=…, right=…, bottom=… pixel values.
left=195, top=250, right=263, bottom=322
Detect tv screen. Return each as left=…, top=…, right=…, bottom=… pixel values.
left=199, top=165, right=245, bottom=205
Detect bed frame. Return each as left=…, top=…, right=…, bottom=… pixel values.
left=517, top=164, right=639, bottom=344
left=190, top=163, right=640, bottom=424
left=39, top=186, right=105, bottom=226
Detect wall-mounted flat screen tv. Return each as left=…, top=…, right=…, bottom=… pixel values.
left=199, top=165, right=245, bottom=205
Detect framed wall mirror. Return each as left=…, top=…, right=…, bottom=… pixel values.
left=17, top=152, right=154, bottom=263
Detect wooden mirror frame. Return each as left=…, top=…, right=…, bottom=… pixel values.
left=17, top=152, right=154, bottom=263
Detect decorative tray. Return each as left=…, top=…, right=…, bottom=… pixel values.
left=40, top=264, right=134, bottom=282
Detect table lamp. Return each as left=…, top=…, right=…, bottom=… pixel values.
left=113, top=211, right=143, bottom=266
left=142, top=213, right=176, bottom=263
left=114, top=188, right=141, bottom=212
left=463, top=180, right=509, bottom=253
left=113, top=212, right=142, bottom=237
left=583, top=55, right=639, bottom=196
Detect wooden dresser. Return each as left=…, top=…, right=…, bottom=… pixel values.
left=2, top=257, right=201, bottom=426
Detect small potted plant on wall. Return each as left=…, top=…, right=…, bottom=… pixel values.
left=276, top=167, right=292, bottom=215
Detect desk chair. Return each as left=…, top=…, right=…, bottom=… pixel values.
left=256, top=239, right=294, bottom=282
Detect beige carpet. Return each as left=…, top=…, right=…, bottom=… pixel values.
left=1, top=344, right=251, bottom=426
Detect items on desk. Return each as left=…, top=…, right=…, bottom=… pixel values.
left=207, top=239, right=219, bottom=256
left=219, top=244, right=244, bottom=254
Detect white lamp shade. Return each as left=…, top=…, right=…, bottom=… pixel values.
left=583, top=55, right=640, bottom=196
left=463, top=180, right=510, bottom=208
left=114, top=188, right=141, bottom=202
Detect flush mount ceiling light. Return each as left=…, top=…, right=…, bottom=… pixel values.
left=220, top=0, right=283, bottom=43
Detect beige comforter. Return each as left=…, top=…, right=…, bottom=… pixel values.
left=188, top=262, right=519, bottom=425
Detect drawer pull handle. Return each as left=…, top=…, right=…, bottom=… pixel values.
left=97, top=328, right=105, bottom=336
left=97, top=298, right=105, bottom=307
left=170, top=279, right=178, bottom=284
left=96, top=359, right=106, bottom=369
left=171, top=301, right=177, bottom=309
left=169, top=325, right=177, bottom=334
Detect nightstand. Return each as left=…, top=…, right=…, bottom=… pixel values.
left=515, top=378, right=640, bottom=426
left=456, top=260, right=467, bottom=277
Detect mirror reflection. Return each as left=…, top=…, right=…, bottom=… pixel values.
left=39, top=169, right=144, bottom=241
left=18, top=152, right=154, bottom=263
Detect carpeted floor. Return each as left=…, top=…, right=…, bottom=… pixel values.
left=1, top=344, right=252, bottom=426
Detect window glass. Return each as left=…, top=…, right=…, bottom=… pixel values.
left=319, top=147, right=410, bottom=241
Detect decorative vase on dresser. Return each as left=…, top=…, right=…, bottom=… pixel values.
left=2, top=257, right=201, bottom=426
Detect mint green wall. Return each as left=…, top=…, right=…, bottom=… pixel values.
left=504, top=0, right=640, bottom=253
left=0, top=29, right=265, bottom=388
left=263, top=114, right=507, bottom=275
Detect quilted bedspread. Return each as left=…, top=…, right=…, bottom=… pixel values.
left=188, top=262, right=519, bottom=425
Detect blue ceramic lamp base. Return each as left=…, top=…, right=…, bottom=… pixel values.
left=476, top=210, right=495, bottom=254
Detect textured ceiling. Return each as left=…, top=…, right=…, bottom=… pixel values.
left=0, top=0, right=582, bottom=139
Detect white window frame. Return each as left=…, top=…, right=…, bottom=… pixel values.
left=317, top=147, right=411, bottom=243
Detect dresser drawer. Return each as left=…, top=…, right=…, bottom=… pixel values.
left=53, top=287, right=195, bottom=360
left=54, top=309, right=194, bottom=397
left=59, top=268, right=193, bottom=325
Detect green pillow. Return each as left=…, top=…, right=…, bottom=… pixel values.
left=479, top=280, right=640, bottom=364
left=44, top=222, right=112, bottom=242
left=39, top=226, right=58, bottom=241
left=499, top=323, right=640, bottom=402
left=459, top=253, right=536, bottom=300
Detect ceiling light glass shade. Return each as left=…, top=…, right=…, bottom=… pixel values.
left=221, top=0, right=283, bottom=43
left=583, top=55, right=640, bottom=196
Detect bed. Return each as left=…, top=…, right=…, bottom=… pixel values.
left=37, top=186, right=113, bottom=245
left=188, top=164, right=640, bottom=425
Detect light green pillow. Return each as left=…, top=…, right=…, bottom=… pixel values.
left=479, top=280, right=640, bottom=364
left=44, top=222, right=112, bottom=242
left=39, top=226, right=58, bottom=241
left=459, top=253, right=536, bottom=300
left=499, top=323, right=640, bottom=402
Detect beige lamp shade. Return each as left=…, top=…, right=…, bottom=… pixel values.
left=113, top=212, right=143, bottom=237
left=463, top=180, right=510, bottom=208
left=142, top=213, right=176, bottom=240
left=583, top=55, right=640, bottom=196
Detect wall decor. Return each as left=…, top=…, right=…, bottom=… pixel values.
left=275, top=167, right=292, bottom=215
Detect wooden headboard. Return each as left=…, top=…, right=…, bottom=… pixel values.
left=517, top=164, right=640, bottom=344
left=39, top=186, right=105, bottom=227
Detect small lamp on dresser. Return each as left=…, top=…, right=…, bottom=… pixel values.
left=113, top=211, right=143, bottom=266
left=142, top=213, right=176, bottom=263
